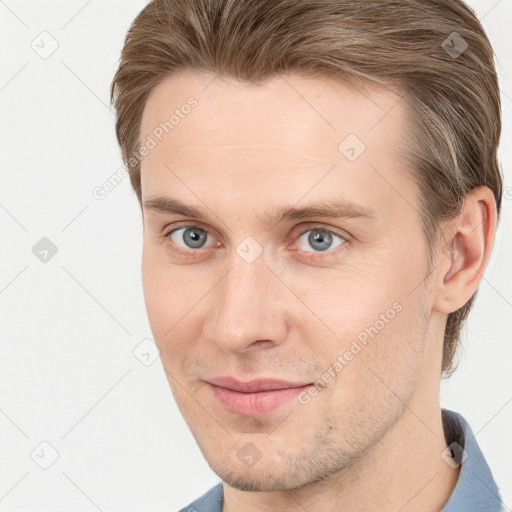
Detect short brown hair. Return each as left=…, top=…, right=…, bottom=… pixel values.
left=110, top=0, right=503, bottom=377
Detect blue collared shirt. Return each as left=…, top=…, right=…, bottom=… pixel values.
left=179, top=409, right=505, bottom=511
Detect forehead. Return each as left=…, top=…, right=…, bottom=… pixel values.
left=139, top=70, right=414, bottom=219
left=140, top=70, right=407, bottom=148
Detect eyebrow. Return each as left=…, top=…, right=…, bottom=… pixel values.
left=143, top=196, right=378, bottom=226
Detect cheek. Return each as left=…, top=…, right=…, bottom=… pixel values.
left=331, top=261, right=430, bottom=407
left=318, top=300, right=427, bottom=438
left=291, top=245, right=429, bottom=374
left=287, top=261, right=405, bottom=338
left=141, top=249, right=167, bottom=333
left=142, top=249, right=187, bottom=355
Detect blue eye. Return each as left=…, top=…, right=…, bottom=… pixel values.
left=296, top=227, right=346, bottom=253
left=163, top=224, right=348, bottom=259
left=168, top=226, right=211, bottom=249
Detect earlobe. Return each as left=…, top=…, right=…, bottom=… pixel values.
left=433, top=187, right=497, bottom=314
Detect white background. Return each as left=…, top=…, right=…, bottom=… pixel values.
left=0, top=1, right=510, bottom=510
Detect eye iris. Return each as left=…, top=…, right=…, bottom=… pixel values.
left=183, top=227, right=207, bottom=248
left=309, top=229, right=332, bottom=251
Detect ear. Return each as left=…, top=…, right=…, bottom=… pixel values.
left=433, top=186, right=497, bottom=314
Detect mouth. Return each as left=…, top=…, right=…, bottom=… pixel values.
left=204, top=376, right=312, bottom=416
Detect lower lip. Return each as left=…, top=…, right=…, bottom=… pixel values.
left=208, top=383, right=311, bottom=415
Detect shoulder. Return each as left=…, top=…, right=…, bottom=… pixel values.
left=177, top=483, right=224, bottom=512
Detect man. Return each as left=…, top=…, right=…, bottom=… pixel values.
left=110, top=0, right=505, bottom=510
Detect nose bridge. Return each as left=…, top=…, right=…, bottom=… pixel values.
left=204, top=248, right=286, bottom=353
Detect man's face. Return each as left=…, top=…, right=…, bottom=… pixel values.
left=139, top=71, right=438, bottom=491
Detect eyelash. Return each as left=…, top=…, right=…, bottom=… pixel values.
left=161, top=223, right=350, bottom=260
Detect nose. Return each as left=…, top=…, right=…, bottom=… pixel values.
left=202, top=253, right=289, bottom=354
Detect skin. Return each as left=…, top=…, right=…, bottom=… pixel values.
left=139, top=70, right=496, bottom=511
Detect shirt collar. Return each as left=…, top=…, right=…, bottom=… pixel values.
left=440, top=409, right=503, bottom=511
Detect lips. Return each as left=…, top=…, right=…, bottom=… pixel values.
left=205, top=376, right=312, bottom=415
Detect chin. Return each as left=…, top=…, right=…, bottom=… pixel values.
left=205, top=445, right=351, bottom=493
left=214, top=466, right=303, bottom=492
